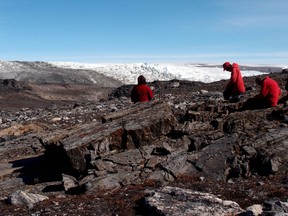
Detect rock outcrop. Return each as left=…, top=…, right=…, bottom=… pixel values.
left=1, top=74, right=288, bottom=215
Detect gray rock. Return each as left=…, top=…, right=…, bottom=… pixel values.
left=193, top=136, right=236, bottom=181
left=62, top=174, right=79, bottom=192
left=8, top=190, right=48, bottom=208
left=143, top=186, right=243, bottom=216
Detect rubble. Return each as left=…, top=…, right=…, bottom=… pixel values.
left=0, top=74, right=288, bottom=215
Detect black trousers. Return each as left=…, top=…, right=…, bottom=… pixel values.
left=223, top=90, right=241, bottom=103
left=242, top=97, right=270, bottom=110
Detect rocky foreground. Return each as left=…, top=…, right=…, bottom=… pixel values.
left=1, top=71, right=288, bottom=216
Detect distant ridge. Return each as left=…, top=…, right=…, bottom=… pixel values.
left=0, top=60, right=123, bottom=87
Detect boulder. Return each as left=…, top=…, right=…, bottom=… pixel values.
left=8, top=190, right=48, bottom=208
left=39, top=101, right=177, bottom=175
left=143, top=186, right=244, bottom=216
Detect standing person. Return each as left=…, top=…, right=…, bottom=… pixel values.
left=243, top=76, right=281, bottom=110
left=131, top=75, right=154, bottom=103
left=222, top=62, right=245, bottom=103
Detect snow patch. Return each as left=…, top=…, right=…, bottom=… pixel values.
left=49, top=62, right=267, bottom=85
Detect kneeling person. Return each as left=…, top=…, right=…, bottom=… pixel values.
left=243, top=76, right=281, bottom=110
left=131, top=75, right=154, bottom=103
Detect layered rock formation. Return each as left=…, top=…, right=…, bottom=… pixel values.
left=1, top=73, right=288, bottom=215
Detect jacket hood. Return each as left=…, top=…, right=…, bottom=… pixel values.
left=232, top=63, right=239, bottom=68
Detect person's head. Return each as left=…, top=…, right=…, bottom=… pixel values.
left=223, top=62, right=231, bottom=71
left=255, top=76, right=264, bottom=85
left=137, top=75, right=146, bottom=84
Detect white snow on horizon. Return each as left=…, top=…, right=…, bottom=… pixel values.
left=0, top=60, right=285, bottom=85
left=49, top=61, right=272, bottom=85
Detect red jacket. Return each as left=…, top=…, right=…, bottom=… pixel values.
left=131, top=84, right=154, bottom=103
left=225, top=63, right=245, bottom=95
left=255, top=76, right=281, bottom=107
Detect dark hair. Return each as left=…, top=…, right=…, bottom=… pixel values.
left=223, top=62, right=231, bottom=70
left=137, top=75, right=146, bottom=84
left=255, top=76, right=263, bottom=85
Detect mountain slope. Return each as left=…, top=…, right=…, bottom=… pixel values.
left=0, top=61, right=123, bottom=87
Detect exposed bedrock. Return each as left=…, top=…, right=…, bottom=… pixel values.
left=37, top=99, right=288, bottom=195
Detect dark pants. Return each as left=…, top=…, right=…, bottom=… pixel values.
left=223, top=90, right=241, bottom=103
left=278, top=95, right=288, bottom=105
left=242, top=97, right=270, bottom=110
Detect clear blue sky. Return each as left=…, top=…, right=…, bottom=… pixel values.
left=0, top=0, right=287, bottom=65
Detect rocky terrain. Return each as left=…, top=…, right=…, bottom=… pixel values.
left=1, top=63, right=288, bottom=215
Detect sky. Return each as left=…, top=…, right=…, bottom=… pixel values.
left=0, top=0, right=288, bottom=65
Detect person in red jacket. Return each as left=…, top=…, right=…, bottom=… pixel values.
left=254, top=76, right=281, bottom=107
left=131, top=75, right=154, bottom=103
left=223, top=62, right=245, bottom=103
left=243, top=76, right=281, bottom=110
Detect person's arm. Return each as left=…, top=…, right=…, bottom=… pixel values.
left=225, top=69, right=236, bottom=90
left=230, top=68, right=238, bottom=83
left=255, top=82, right=268, bottom=98
left=225, top=81, right=231, bottom=91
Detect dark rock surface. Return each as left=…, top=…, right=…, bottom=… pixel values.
left=1, top=70, right=288, bottom=215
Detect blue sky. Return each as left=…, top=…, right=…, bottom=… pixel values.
left=0, top=0, right=287, bottom=65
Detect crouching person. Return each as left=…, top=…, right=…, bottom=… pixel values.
left=243, top=76, right=281, bottom=110
left=222, top=62, right=245, bottom=103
